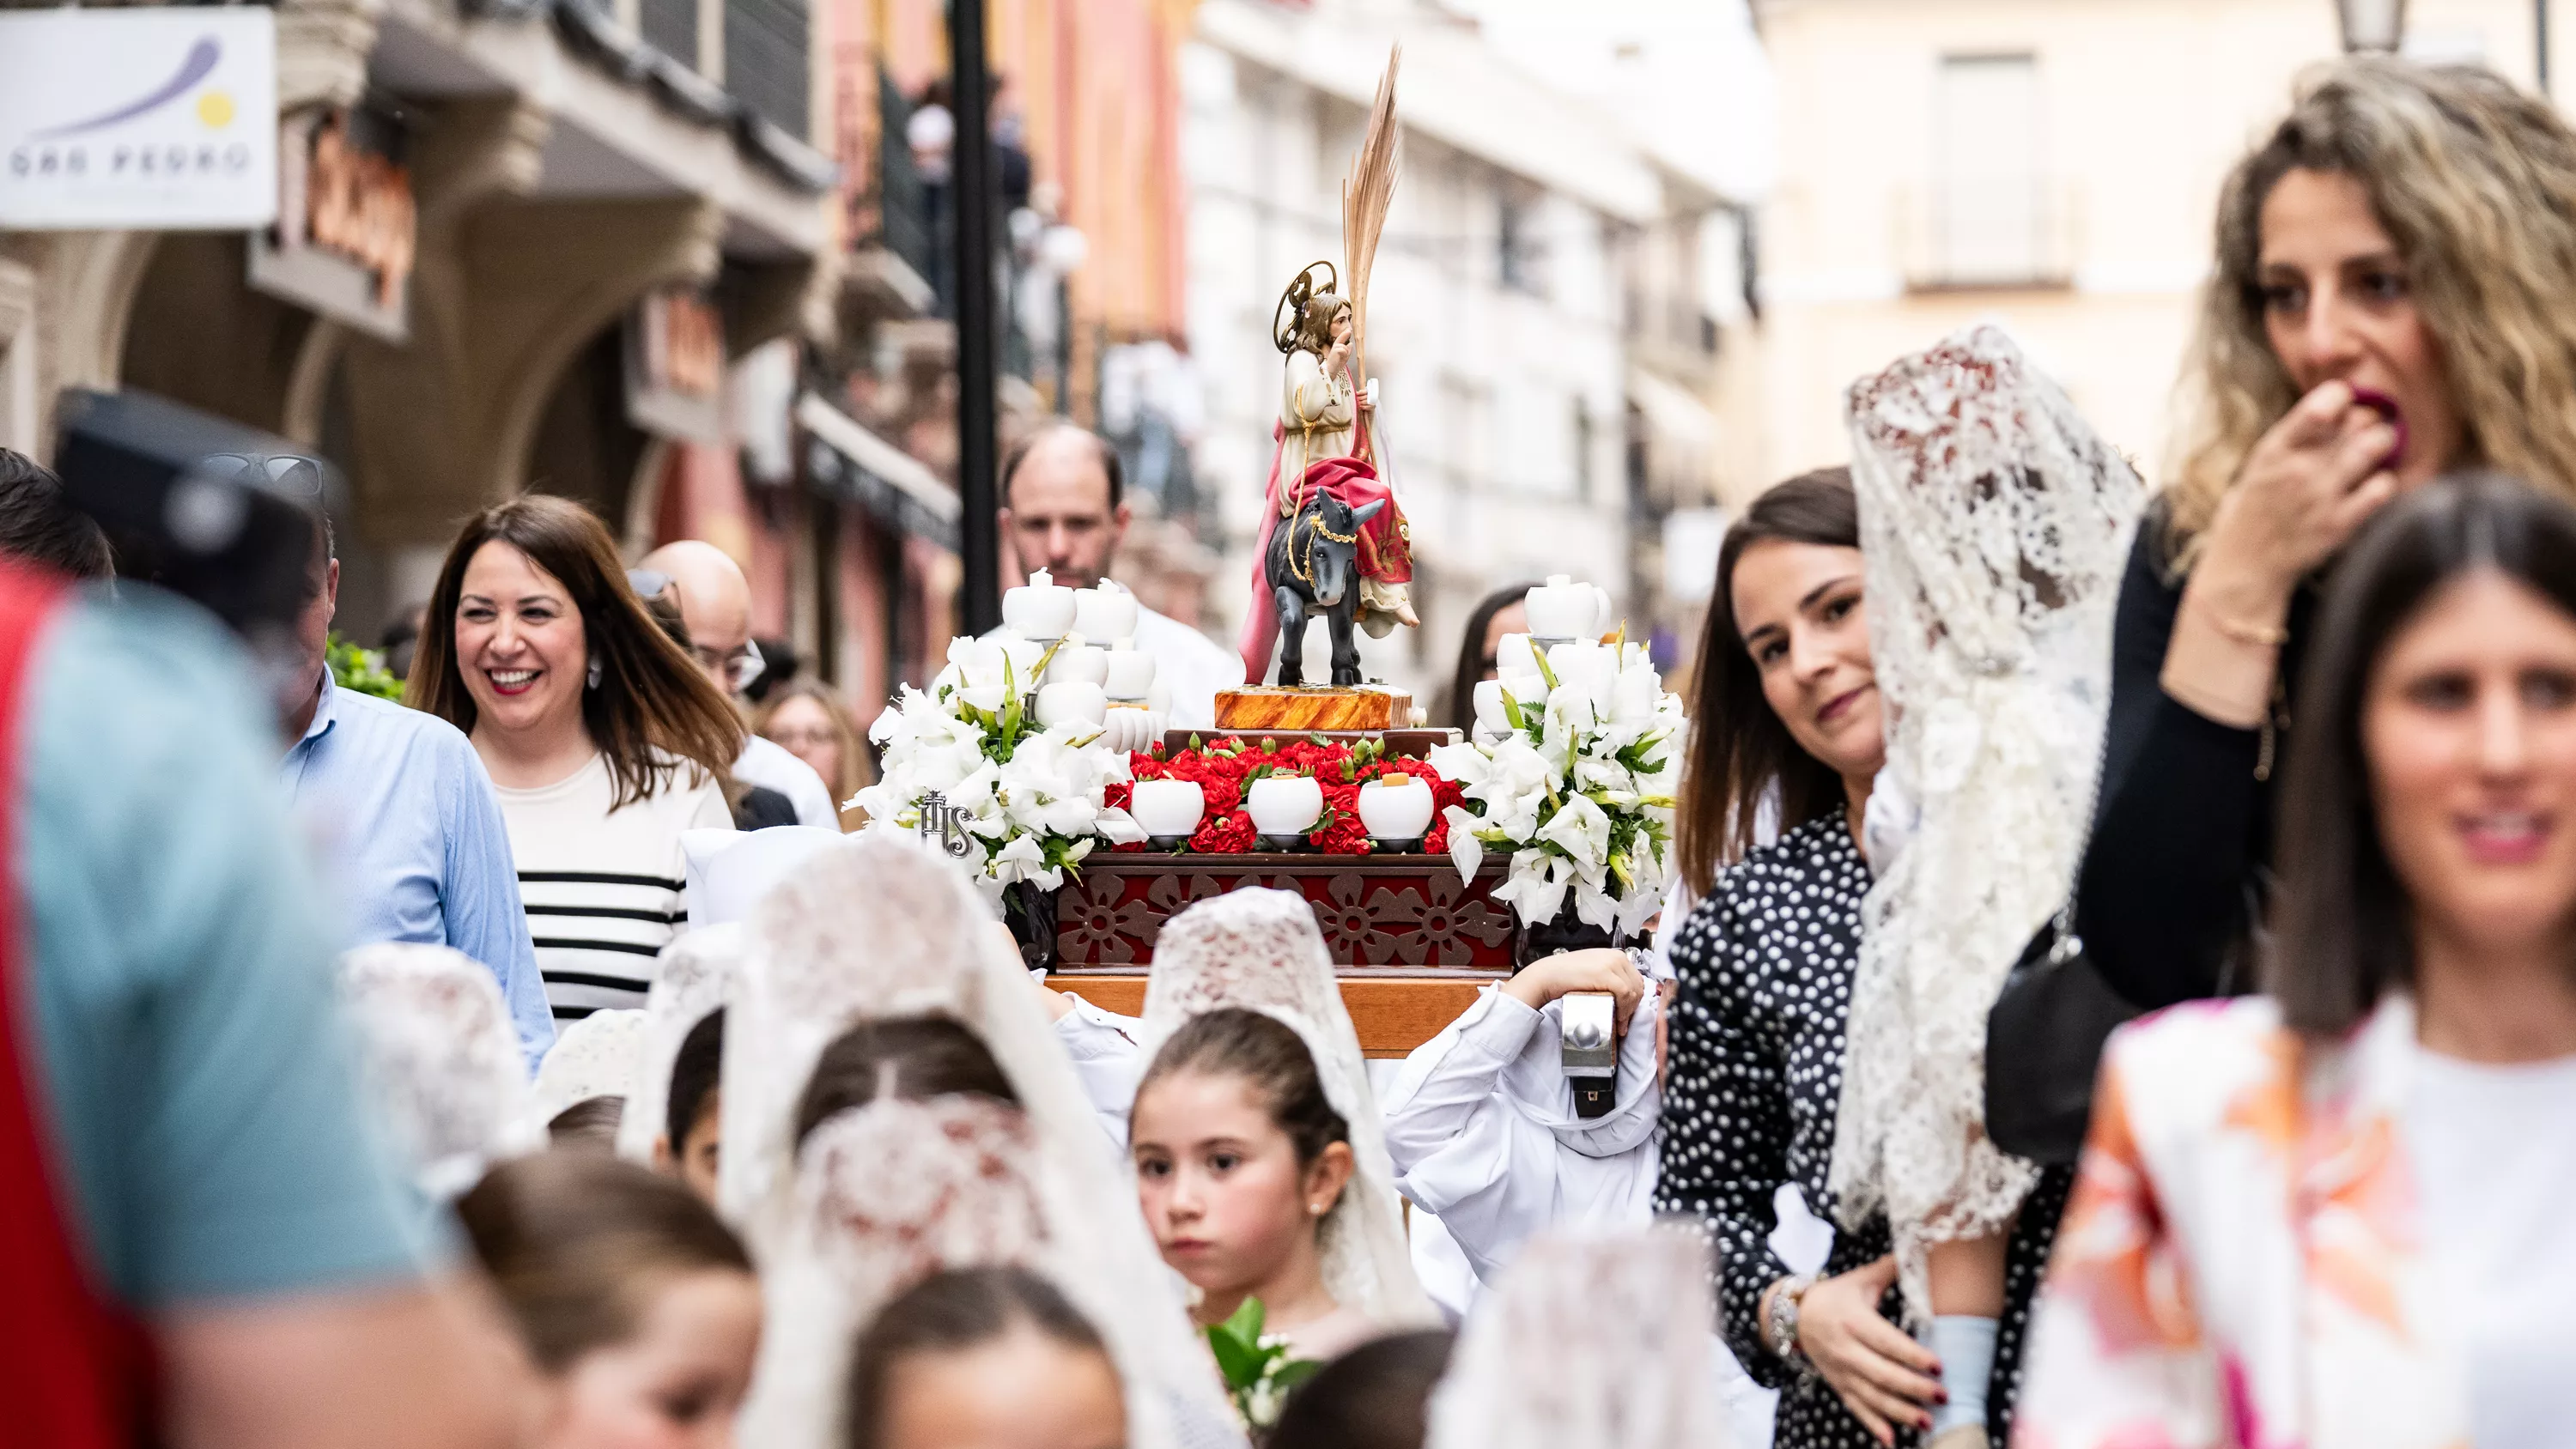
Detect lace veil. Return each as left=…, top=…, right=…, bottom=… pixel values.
left=723, top=834, right=1236, bottom=1449
left=1139, top=888, right=1438, bottom=1330
left=335, top=943, right=545, bottom=1199
left=1829, top=325, right=2142, bottom=1316
left=1425, top=1225, right=1734, bottom=1449
left=615, top=924, right=742, bottom=1162
left=533, top=1008, right=646, bottom=1120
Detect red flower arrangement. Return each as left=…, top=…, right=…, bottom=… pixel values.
left=1123, top=736, right=1467, bottom=856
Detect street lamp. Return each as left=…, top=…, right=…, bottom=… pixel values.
left=2336, top=0, right=2409, bottom=52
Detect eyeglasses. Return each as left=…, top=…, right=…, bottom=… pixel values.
left=692, top=639, right=765, bottom=694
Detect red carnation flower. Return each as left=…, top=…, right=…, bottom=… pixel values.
left=1191, top=809, right=1256, bottom=854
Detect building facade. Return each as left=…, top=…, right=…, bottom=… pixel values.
left=2, top=0, right=839, bottom=645
left=1745, top=0, right=2555, bottom=498
left=1182, top=0, right=1744, bottom=712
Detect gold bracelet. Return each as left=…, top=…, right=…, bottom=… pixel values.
left=2195, top=595, right=2290, bottom=649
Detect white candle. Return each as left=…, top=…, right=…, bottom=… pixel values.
left=1033, top=681, right=1107, bottom=729
left=1045, top=644, right=1110, bottom=688
left=1129, top=779, right=1206, bottom=840
left=1003, top=570, right=1078, bottom=640
left=1103, top=647, right=1156, bottom=701
left=1073, top=585, right=1139, bottom=646
left=1245, top=775, right=1323, bottom=837
left=1358, top=773, right=1436, bottom=840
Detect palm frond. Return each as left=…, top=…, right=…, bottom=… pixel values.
left=1340, top=44, right=1401, bottom=381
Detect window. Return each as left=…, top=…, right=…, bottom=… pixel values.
left=1498, top=184, right=1544, bottom=296
left=1934, top=53, right=2044, bottom=285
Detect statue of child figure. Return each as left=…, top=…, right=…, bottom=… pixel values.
left=1237, top=263, right=1419, bottom=687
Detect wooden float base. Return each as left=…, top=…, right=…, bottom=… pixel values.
left=1214, top=684, right=1414, bottom=733
left=1048, top=973, right=1494, bottom=1058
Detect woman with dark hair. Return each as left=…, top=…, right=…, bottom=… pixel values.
left=2075, top=58, right=2576, bottom=1015
left=1656, top=468, right=2057, bottom=1449
left=408, top=495, right=742, bottom=1021
left=1437, top=583, right=1535, bottom=732
left=2019, top=472, right=2576, bottom=1448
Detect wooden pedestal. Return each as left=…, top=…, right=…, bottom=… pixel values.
left=1212, top=684, right=1414, bottom=733
left=1049, top=855, right=1515, bottom=1056
left=1050, top=973, right=1494, bottom=1058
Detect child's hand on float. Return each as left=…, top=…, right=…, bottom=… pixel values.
left=1503, top=949, right=1644, bottom=1034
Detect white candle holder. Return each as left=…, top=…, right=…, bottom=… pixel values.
left=1245, top=774, right=1323, bottom=851
left=1358, top=772, right=1436, bottom=850
left=1128, top=778, right=1205, bottom=848
left=1072, top=584, right=1139, bottom=646
left=1003, top=569, right=1078, bottom=641
left=1033, top=681, right=1107, bottom=729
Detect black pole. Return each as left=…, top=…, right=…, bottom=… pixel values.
left=951, top=0, right=1001, bottom=635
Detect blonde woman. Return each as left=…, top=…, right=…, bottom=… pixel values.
left=753, top=679, right=872, bottom=830
left=2071, top=58, right=2576, bottom=1019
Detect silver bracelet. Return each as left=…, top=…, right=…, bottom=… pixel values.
left=1765, top=1273, right=1818, bottom=1374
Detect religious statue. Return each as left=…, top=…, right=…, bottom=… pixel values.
left=1238, top=48, right=1415, bottom=690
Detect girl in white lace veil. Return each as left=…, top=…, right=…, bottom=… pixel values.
left=532, top=1006, right=645, bottom=1121
left=336, top=943, right=546, bottom=1200
left=1425, top=1225, right=1734, bottom=1449
left=1830, top=326, right=2142, bottom=1439
left=1135, top=888, right=1438, bottom=1347
left=724, top=833, right=1236, bottom=1449
left=615, top=923, right=741, bottom=1165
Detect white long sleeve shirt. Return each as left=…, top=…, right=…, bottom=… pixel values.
left=1382, top=983, right=1783, bottom=1449
left=1051, top=995, right=1146, bottom=1149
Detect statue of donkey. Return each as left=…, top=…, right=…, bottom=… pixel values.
left=1265, top=491, right=1386, bottom=688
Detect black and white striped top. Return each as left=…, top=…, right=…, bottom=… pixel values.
left=491, top=753, right=733, bottom=1020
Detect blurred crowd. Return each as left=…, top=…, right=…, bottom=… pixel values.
left=9, top=49, right=2576, bottom=1449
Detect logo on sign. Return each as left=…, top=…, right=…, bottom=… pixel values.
left=9, top=36, right=252, bottom=185
left=0, top=9, right=278, bottom=229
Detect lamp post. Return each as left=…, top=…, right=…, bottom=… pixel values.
left=2336, top=0, right=2409, bottom=52
left=951, top=0, right=1001, bottom=636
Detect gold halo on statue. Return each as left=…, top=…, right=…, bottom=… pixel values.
left=1272, top=260, right=1340, bottom=355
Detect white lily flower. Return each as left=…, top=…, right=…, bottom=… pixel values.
left=1536, top=792, right=1613, bottom=870
left=1444, top=804, right=1486, bottom=882
left=988, top=834, right=1062, bottom=891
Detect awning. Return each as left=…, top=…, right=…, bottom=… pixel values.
left=797, top=391, right=959, bottom=553
left=1626, top=367, right=1717, bottom=457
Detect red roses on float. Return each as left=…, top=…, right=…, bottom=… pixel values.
left=1127, top=735, right=1450, bottom=856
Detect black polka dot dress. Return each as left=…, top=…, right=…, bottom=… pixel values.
left=1653, top=815, right=2069, bottom=1449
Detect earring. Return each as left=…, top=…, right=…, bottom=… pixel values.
left=586, top=656, right=603, bottom=689
left=1309, top=1202, right=1327, bottom=1216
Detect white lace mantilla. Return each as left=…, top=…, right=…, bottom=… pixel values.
left=1830, top=325, right=2142, bottom=1319
left=532, top=1007, right=645, bottom=1121
left=615, top=925, right=742, bottom=1163
left=725, top=834, right=1238, bottom=1449
left=1426, top=1226, right=1732, bottom=1449
left=1140, top=888, right=1438, bottom=1331
left=335, top=943, right=544, bottom=1200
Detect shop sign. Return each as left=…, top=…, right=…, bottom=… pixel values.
left=0, top=9, right=278, bottom=229
left=248, top=108, right=416, bottom=343
left=623, top=288, right=727, bottom=443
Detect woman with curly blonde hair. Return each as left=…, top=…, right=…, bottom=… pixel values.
left=2069, top=57, right=2576, bottom=1020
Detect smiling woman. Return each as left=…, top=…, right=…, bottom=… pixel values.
left=2018, top=472, right=2576, bottom=1449
left=406, top=495, right=744, bottom=1021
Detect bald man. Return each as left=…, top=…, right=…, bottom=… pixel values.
left=994, top=424, right=1241, bottom=736
left=635, top=541, right=839, bottom=828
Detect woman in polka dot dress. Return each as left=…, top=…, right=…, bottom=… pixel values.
left=1652, top=469, right=2067, bottom=1449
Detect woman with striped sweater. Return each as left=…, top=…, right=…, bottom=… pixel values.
left=407, top=496, right=741, bottom=1022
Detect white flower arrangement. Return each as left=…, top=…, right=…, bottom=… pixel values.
left=851, top=635, right=1145, bottom=900
left=1425, top=637, right=1683, bottom=937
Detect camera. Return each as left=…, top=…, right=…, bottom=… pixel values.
left=1560, top=991, right=1619, bottom=1119
left=52, top=388, right=333, bottom=699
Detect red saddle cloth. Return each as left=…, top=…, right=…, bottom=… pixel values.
left=0, top=566, right=150, bottom=1447
left=1236, top=415, right=1415, bottom=683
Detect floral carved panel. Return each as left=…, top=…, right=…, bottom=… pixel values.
left=1053, top=858, right=1515, bottom=971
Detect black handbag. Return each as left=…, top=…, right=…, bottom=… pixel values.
left=1984, top=906, right=2141, bottom=1166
